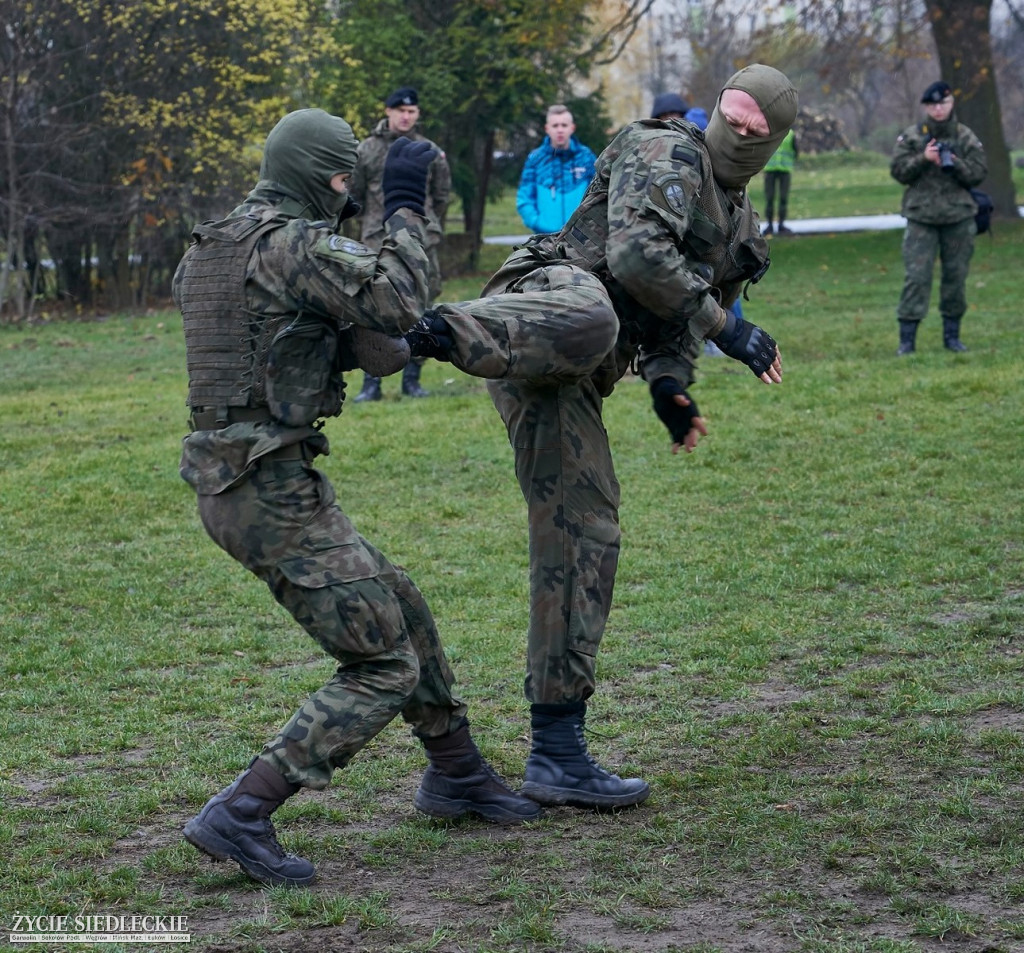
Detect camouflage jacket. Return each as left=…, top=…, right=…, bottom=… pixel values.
left=511, top=118, right=768, bottom=390
left=172, top=187, right=431, bottom=495
left=348, top=119, right=451, bottom=251
left=890, top=118, right=987, bottom=225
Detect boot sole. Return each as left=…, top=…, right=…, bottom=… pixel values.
left=183, top=820, right=315, bottom=888
left=520, top=780, right=651, bottom=810
left=413, top=791, right=541, bottom=825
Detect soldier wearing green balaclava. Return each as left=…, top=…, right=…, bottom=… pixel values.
left=174, top=108, right=541, bottom=890
left=388, top=65, right=798, bottom=812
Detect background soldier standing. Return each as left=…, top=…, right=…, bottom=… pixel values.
left=890, top=80, right=987, bottom=354
left=174, top=108, right=538, bottom=889
left=762, top=126, right=798, bottom=235
left=404, top=65, right=796, bottom=811
left=349, top=86, right=451, bottom=400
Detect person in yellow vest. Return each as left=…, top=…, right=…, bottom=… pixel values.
left=762, top=128, right=798, bottom=235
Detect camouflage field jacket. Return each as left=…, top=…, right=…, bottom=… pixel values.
left=890, top=118, right=987, bottom=226
left=528, top=118, right=770, bottom=390
left=173, top=188, right=430, bottom=494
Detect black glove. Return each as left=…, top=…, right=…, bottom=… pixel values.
left=338, top=194, right=361, bottom=223
left=383, top=137, right=438, bottom=221
left=650, top=377, right=701, bottom=445
left=405, top=310, right=453, bottom=361
left=712, top=312, right=778, bottom=378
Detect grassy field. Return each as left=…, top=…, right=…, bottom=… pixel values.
left=2, top=190, right=1023, bottom=950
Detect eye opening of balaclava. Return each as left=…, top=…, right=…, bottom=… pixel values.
left=704, top=64, right=798, bottom=189
left=259, top=108, right=359, bottom=221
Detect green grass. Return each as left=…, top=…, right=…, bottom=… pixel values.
left=2, top=192, right=1024, bottom=949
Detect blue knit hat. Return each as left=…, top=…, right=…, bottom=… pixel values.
left=651, top=92, right=688, bottom=119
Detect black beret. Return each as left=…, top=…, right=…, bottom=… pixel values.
left=385, top=87, right=418, bottom=108
left=921, top=81, right=953, bottom=104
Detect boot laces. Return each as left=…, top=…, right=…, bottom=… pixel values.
left=575, top=722, right=616, bottom=777
left=259, top=818, right=288, bottom=858
left=479, top=758, right=516, bottom=793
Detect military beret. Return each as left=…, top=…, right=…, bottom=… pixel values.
left=921, top=81, right=953, bottom=104
left=651, top=92, right=688, bottom=119
left=385, top=86, right=418, bottom=108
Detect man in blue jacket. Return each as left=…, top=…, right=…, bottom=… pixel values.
left=516, top=105, right=596, bottom=234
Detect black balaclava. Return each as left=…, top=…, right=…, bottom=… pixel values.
left=259, top=109, right=359, bottom=220
left=704, top=64, right=798, bottom=189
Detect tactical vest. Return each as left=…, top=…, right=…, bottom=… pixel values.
left=178, top=210, right=290, bottom=415
left=547, top=122, right=768, bottom=341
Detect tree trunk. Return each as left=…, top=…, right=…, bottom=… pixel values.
left=468, top=129, right=495, bottom=273
left=924, top=0, right=1020, bottom=219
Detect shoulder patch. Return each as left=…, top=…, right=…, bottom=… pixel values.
left=650, top=174, right=693, bottom=215
left=671, top=144, right=698, bottom=165
left=663, top=182, right=688, bottom=212
left=327, top=235, right=367, bottom=255
left=312, top=234, right=377, bottom=276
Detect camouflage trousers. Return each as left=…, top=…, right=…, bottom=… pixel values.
left=195, top=457, right=466, bottom=789
left=435, top=257, right=623, bottom=703
left=896, top=217, right=976, bottom=324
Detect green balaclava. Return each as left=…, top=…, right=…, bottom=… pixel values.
left=259, top=108, right=359, bottom=220
left=704, top=64, right=798, bottom=189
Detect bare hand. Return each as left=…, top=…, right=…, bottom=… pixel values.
left=668, top=392, right=709, bottom=455
left=758, top=346, right=783, bottom=384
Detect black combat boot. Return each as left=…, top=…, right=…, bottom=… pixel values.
left=943, top=318, right=968, bottom=352
left=777, top=221, right=793, bottom=236
left=897, top=320, right=918, bottom=356
left=401, top=360, right=430, bottom=398
left=522, top=702, right=651, bottom=809
left=183, top=758, right=315, bottom=887
left=415, top=723, right=542, bottom=824
left=405, top=310, right=453, bottom=361
left=353, top=374, right=382, bottom=402
left=762, top=222, right=774, bottom=236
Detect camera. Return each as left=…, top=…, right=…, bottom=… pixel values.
left=935, top=141, right=955, bottom=169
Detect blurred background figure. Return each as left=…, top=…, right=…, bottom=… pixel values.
left=762, top=128, right=799, bottom=236
left=350, top=86, right=451, bottom=401
left=516, top=104, right=596, bottom=234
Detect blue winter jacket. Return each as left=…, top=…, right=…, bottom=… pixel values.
left=516, top=136, right=597, bottom=233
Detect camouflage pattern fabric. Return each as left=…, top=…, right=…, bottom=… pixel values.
left=195, top=458, right=466, bottom=788
left=174, top=191, right=431, bottom=494
left=487, top=375, right=621, bottom=703
left=890, top=117, right=987, bottom=226
left=430, top=119, right=765, bottom=703
left=896, top=217, right=976, bottom=324
left=348, top=118, right=450, bottom=299
left=890, top=115, right=986, bottom=326
left=175, top=183, right=465, bottom=789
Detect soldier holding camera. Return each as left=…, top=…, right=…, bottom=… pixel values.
left=891, top=80, right=987, bottom=354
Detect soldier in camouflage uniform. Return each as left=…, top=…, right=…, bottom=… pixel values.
left=405, top=65, right=796, bottom=809
left=349, top=87, right=451, bottom=401
left=891, top=80, right=987, bottom=354
left=174, top=109, right=539, bottom=889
